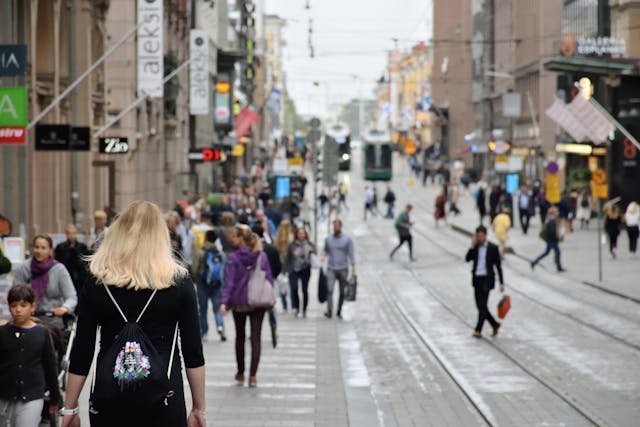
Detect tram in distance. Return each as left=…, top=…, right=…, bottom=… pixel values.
left=326, top=122, right=351, bottom=171
left=363, top=129, right=393, bottom=181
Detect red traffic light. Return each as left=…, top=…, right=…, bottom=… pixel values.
left=202, top=148, right=221, bottom=161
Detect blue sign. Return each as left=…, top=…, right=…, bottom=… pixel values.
left=0, top=45, right=27, bottom=76
left=275, top=177, right=290, bottom=199
left=506, top=173, right=519, bottom=195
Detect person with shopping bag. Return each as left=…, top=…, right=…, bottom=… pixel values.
left=465, top=225, right=505, bottom=338
left=220, top=225, right=273, bottom=388
left=321, top=219, right=355, bottom=319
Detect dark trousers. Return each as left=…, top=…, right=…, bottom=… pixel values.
left=519, top=210, right=531, bottom=234
left=289, top=267, right=311, bottom=313
left=533, top=241, right=562, bottom=270
left=473, top=276, right=498, bottom=332
left=390, top=234, right=413, bottom=258
left=232, top=308, right=266, bottom=377
left=385, top=203, right=394, bottom=218
left=627, top=226, right=639, bottom=253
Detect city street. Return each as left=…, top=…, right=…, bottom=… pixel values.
left=2, top=1, right=640, bottom=426
left=175, top=151, right=640, bottom=427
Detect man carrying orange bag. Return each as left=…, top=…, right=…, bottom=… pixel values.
left=465, top=225, right=506, bottom=338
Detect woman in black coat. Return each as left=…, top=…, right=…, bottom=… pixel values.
left=62, top=201, right=206, bottom=427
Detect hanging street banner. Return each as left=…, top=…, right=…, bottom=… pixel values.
left=0, top=86, right=27, bottom=127
left=137, top=0, right=164, bottom=97
left=189, top=29, right=210, bottom=115
left=0, top=44, right=27, bottom=76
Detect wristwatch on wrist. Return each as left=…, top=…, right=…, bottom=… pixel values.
left=59, top=407, right=79, bottom=416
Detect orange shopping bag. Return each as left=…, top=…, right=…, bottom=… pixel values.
left=497, top=294, right=511, bottom=319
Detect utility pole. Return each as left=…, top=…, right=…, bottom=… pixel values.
left=309, top=117, right=322, bottom=246
left=69, top=0, right=79, bottom=225
left=189, top=0, right=197, bottom=192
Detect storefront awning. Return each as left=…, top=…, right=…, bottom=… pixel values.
left=544, top=56, right=640, bottom=76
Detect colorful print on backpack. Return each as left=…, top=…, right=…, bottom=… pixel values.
left=113, top=341, right=151, bottom=388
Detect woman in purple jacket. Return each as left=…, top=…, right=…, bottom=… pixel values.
left=220, top=224, right=273, bottom=388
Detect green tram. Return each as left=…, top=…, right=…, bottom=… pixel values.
left=326, top=123, right=352, bottom=171
left=363, top=129, right=393, bottom=181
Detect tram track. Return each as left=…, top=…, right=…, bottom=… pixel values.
left=384, top=174, right=640, bottom=352
left=362, top=224, right=607, bottom=427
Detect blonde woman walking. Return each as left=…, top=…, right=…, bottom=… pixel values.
left=62, top=201, right=205, bottom=427
left=274, top=220, right=294, bottom=311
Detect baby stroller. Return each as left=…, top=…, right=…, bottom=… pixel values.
left=34, top=310, right=78, bottom=427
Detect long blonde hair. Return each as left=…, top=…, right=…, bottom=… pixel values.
left=233, top=224, right=262, bottom=252
left=274, top=219, right=293, bottom=258
left=89, top=200, right=187, bottom=290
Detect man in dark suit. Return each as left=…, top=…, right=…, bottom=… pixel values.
left=465, top=225, right=505, bottom=338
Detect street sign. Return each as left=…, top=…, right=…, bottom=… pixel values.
left=273, top=158, right=288, bottom=175
left=0, top=44, right=27, bottom=76
left=545, top=173, right=561, bottom=204
left=137, top=0, right=164, bottom=97
left=495, top=155, right=508, bottom=172
left=231, top=144, right=245, bottom=157
left=188, top=148, right=224, bottom=162
left=189, top=30, right=209, bottom=115
left=70, top=127, right=91, bottom=151
left=35, top=124, right=71, bottom=151
left=545, top=161, right=559, bottom=174
left=592, top=184, right=608, bottom=199
left=0, top=127, right=25, bottom=144
left=0, top=86, right=27, bottom=127
left=99, top=137, right=129, bottom=154
left=592, top=168, right=606, bottom=185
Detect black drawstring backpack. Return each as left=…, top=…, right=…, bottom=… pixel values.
left=89, top=285, right=179, bottom=413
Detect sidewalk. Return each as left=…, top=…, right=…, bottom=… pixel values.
left=411, top=179, right=640, bottom=300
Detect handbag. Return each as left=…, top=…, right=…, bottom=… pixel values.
left=497, top=294, right=511, bottom=319
left=344, top=275, right=358, bottom=302
left=318, top=268, right=328, bottom=303
left=247, top=253, right=275, bottom=308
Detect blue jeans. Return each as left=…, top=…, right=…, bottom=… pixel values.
left=197, top=282, right=224, bottom=336
left=532, top=241, right=563, bottom=270
left=386, top=203, right=394, bottom=218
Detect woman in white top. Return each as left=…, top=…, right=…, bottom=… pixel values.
left=576, top=189, right=592, bottom=230
left=624, top=201, right=640, bottom=254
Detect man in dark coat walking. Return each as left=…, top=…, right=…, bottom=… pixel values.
left=465, top=225, right=505, bottom=338
left=390, top=204, right=416, bottom=262
left=54, top=224, right=90, bottom=292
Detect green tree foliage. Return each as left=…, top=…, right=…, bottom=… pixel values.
left=284, top=96, right=305, bottom=135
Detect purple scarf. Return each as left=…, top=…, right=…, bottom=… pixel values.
left=30, top=257, right=55, bottom=301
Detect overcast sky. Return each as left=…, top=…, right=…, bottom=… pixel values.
left=264, top=0, right=432, bottom=117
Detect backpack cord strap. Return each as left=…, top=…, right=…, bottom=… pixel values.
left=103, top=285, right=128, bottom=322
left=135, top=289, right=158, bottom=323
left=167, top=322, right=179, bottom=379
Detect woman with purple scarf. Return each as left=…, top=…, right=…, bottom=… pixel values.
left=12, top=235, right=77, bottom=327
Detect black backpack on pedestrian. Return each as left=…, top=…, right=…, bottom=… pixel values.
left=90, top=285, right=179, bottom=413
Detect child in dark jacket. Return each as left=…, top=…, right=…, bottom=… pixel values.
left=0, top=285, right=60, bottom=426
